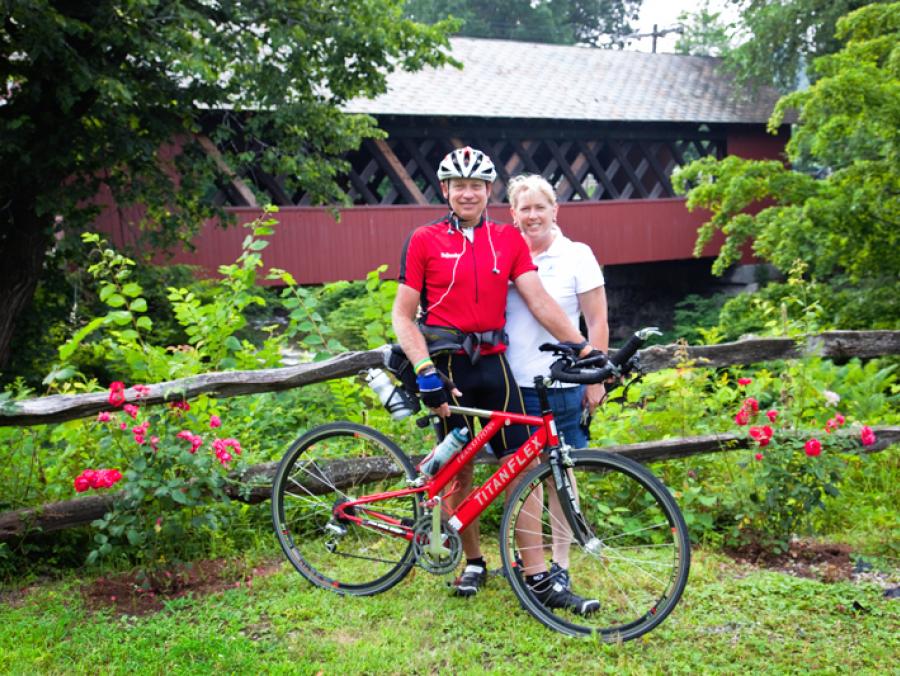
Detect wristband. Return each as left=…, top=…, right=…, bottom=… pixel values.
left=416, top=369, right=448, bottom=408
left=414, top=358, right=434, bottom=374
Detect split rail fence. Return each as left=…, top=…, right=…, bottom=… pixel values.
left=2, top=330, right=898, bottom=540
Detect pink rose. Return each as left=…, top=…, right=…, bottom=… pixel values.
left=738, top=378, right=752, bottom=386
left=74, top=475, right=91, bottom=492
left=860, top=426, right=877, bottom=446
left=735, top=408, right=751, bottom=426
left=123, top=404, right=139, bottom=419
left=133, top=384, right=151, bottom=399
left=754, top=453, right=763, bottom=461
left=108, top=381, right=126, bottom=407
left=743, top=397, right=759, bottom=413
left=804, top=438, right=822, bottom=457
left=209, top=415, right=222, bottom=429
left=97, top=411, right=111, bottom=423
left=766, top=410, right=778, bottom=423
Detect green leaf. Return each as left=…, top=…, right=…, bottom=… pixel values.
left=107, top=310, right=132, bottom=325
left=129, top=298, right=148, bottom=312
left=106, top=294, right=126, bottom=308
left=224, top=336, right=242, bottom=351
left=136, top=316, right=153, bottom=330
left=121, top=282, right=142, bottom=297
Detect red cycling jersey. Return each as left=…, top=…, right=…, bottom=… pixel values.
left=399, top=214, right=537, bottom=352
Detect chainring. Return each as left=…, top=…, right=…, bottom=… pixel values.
left=412, top=513, right=462, bottom=575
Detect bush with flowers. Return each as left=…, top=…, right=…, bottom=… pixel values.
left=727, top=375, right=878, bottom=553
left=82, top=382, right=246, bottom=580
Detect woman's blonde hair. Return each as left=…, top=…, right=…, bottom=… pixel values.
left=507, top=174, right=557, bottom=210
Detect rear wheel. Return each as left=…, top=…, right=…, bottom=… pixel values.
left=272, top=422, right=421, bottom=596
left=500, top=451, right=690, bottom=640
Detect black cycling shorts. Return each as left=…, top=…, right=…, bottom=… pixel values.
left=431, top=351, right=529, bottom=456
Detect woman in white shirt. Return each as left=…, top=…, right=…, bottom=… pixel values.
left=505, top=174, right=609, bottom=590
left=506, top=173, right=609, bottom=449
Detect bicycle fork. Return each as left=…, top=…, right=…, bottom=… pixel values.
left=547, top=446, right=601, bottom=554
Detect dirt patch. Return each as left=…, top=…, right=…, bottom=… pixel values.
left=80, top=558, right=282, bottom=616
left=726, top=539, right=857, bottom=582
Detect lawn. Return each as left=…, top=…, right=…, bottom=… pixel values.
left=2, top=543, right=897, bottom=675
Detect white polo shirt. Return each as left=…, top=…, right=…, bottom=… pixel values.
left=506, top=229, right=605, bottom=388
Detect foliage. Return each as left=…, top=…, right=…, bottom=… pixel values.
left=675, top=0, right=734, bottom=57
left=50, top=210, right=288, bottom=389
left=403, top=0, right=642, bottom=47
left=0, top=0, right=457, bottom=368
left=84, top=386, right=245, bottom=587
left=673, top=2, right=899, bottom=325
left=724, top=375, right=876, bottom=553
left=725, top=0, right=883, bottom=92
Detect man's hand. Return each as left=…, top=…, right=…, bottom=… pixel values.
left=416, top=368, right=462, bottom=418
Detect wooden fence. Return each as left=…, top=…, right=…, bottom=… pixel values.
left=1, top=330, right=898, bottom=540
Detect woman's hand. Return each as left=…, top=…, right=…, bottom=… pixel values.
left=583, top=383, right=605, bottom=415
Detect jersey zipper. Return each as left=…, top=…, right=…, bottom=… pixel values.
left=471, top=231, right=479, bottom=303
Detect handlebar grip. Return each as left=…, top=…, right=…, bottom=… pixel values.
left=610, top=333, right=644, bottom=366
left=549, top=360, right=614, bottom=384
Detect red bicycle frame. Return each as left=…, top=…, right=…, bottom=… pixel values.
left=333, top=404, right=561, bottom=538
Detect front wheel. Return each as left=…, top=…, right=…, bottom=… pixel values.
left=499, top=451, right=690, bottom=640
left=272, top=422, right=422, bottom=596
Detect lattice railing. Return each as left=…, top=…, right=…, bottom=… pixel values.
left=211, top=124, right=725, bottom=207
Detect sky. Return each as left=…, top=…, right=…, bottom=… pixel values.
left=631, top=0, right=740, bottom=53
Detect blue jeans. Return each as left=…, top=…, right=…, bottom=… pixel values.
left=520, top=385, right=588, bottom=449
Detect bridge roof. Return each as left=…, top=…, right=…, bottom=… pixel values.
left=345, top=37, right=781, bottom=125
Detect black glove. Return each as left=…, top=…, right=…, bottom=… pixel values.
left=416, top=368, right=448, bottom=409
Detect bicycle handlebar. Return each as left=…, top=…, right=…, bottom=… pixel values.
left=548, top=327, right=661, bottom=385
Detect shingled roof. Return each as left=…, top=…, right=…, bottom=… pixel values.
left=345, top=37, right=781, bottom=124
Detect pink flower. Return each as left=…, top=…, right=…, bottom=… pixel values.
left=168, top=400, right=190, bottom=412
left=108, top=381, right=126, bottom=407
left=860, top=426, right=877, bottom=446
left=119, top=421, right=128, bottom=430
left=755, top=453, right=764, bottom=461
left=97, top=411, right=111, bottom=423
left=123, top=404, right=139, bottom=419
left=766, top=410, right=778, bottom=423
left=74, top=468, right=122, bottom=491
left=834, top=413, right=845, bottom=427
left=209, top=415, right=222, bottom=429
left=150, top=435, right=159, bottom=450
left=177, top=430, right=202, bottom=453
left=743, top=397, right=759, bottom=413
left=735, top=408, right=751, bottom=426
left=133, top=384, right=151, bottom=399
left=738, top=378, right=752, bottom=386
left=212, top=437, right=242, bottom=465
left=804, top=438, right=822, bottom=457
left=749, top=425, right=773, bottom=447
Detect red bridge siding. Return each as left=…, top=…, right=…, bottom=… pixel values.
left=130, top=198, right=721, bottom=284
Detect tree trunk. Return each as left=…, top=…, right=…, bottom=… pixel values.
left=0, top=196, right=51, bottom=369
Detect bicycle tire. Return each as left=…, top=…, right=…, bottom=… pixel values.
left=272, top=422, right=422, bottom=596
left=499, top=450, right=691, bottom=640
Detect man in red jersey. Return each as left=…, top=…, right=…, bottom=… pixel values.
left=391, top=147, right=600, bottom=614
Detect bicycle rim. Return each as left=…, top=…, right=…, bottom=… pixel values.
left=500, top=451, right=690, bottom=640
left=272, top=422, right=421, bottom=596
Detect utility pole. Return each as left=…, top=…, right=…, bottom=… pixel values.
left=617, top=24, right=684, bottom=53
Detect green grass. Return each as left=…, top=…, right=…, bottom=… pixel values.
left=2, top=545, right=897, bottom=675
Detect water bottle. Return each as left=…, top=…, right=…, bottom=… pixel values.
left=365, top=369, right=416, bottom=420
left=418, top=427, right=469, bottom=477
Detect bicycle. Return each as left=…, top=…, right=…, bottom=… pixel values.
left=271, top=328, right=690, bottom=641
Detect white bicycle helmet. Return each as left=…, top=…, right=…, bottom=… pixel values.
left=437, top=146, right=497, bottom=183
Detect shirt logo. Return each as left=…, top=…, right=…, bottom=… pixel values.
left=440, top=252, right=462, bottom=259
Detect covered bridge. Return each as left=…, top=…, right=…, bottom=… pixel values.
left=103, top=37, right=788, bottom=334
